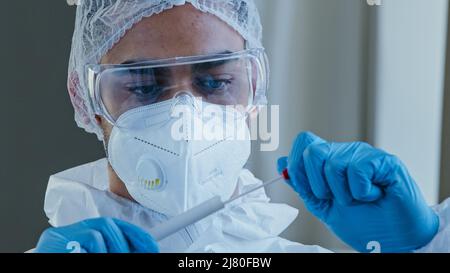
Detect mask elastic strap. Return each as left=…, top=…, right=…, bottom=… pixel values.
left=103, top=139, right=109, bottom=158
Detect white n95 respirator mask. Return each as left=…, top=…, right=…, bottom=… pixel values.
left=107, top=93, right=251, bottom=217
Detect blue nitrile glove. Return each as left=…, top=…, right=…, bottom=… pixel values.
left=35, top=218, right=159, bottom=253
left=278, top=132, right=439, bottom=253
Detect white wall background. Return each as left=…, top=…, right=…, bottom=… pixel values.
left=251, top=0, right=448, bottom=251
left=369, top=0, right=448, bottom=205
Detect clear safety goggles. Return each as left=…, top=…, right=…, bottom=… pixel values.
left=86, top=48, right=269, bottom=125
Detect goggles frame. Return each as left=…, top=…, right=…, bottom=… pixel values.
left=86, top=48, right=269, bottom=126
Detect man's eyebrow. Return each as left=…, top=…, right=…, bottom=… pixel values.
left=193, top=58, right=235, bottom=71
left=192, top=50, right=237, bottom=71
left=210, top=50, right=234, bottom=56
left=120, top=58, right=154, bottom=65
left=119, top=50, right=236, bottom=65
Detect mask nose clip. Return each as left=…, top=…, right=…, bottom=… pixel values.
left=170, top=91, right=200, bottom=115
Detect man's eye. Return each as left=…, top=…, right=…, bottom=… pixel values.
left=127, top=85, right=162, bottom=96
left=195, top=76, right=232, bottom=94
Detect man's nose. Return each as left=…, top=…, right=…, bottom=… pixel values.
left=164, top=81, right=203, bottom=100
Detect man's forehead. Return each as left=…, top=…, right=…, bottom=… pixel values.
left=100, top=6, right=245, bottom=65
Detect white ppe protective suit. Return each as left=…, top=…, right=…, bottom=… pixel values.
left=44, top=159, right=329, bottom=253
left=415, top=199, right=450, bottom=253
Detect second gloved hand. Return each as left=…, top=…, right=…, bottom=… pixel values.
left=35, top=218, right=159, bottom=253
left=278, top=132, right=439, bottom=253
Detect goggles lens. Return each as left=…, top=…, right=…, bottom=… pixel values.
left=88, top=50, right=267, bottom=123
